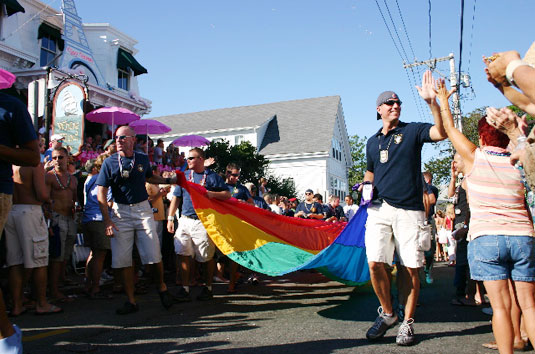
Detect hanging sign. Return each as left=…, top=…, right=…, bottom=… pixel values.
left=52, top=82, right=85, bottom=154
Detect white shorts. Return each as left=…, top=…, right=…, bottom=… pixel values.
left=174, top=215, right=215, bottom=262
left=111, top=201, right=162, bottom=268
left=5, top=205, right=48, bottom=268
left=365, top=201, right=426, bottom=268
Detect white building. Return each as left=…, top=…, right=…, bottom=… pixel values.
left=153, top=96, right=353, bottom=200
left=0, top=0, right=150, bottom=152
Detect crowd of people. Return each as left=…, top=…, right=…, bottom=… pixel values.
left=0, top=48, right=534, bottom=353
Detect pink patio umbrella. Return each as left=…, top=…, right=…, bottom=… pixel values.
left=0, top=69, right=16, bottom=89
left=86, top=107, right=140, bottom=134
left=129, top=119, right=172, bottom=153
left=172, top=134, right=210, bottom=147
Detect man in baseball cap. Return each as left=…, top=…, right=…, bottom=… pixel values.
left=44, top=134, right=65, bottom=161
left=362, top=71, right=448, bottom=346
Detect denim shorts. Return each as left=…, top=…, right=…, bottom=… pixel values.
left=467, top=235, right=535, bottom=282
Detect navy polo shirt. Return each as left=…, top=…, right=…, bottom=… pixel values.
left=295, top=201, right=324, bottom=216
left=366, top=121, right=433, bottom=211
left=96, top=152, right=152, bottom=205
left=226, top=182, right=251, bottom=202
left=173, top=169, right=227, bottom=217
left=0, top=93, right=37, bottom=194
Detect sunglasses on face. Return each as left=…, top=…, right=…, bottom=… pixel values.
left=305, top=192, right=312, bottom=195
left=52, top=155, right=65, bottom=160
left=187, top=156, right=199, bottom=161
left=226, top=171, right=240, bottom=177
left=55, top=139, right=64, bottom=143
left=115, top=135, right=135, bottom=141
left=383, top=100, right=402, bottom=106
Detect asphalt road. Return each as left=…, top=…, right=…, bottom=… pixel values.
left=15, top=263, right=503, bottom=354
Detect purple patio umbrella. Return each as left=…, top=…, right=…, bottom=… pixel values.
left=172, top=134, right=210, bottom=147
left=0, top=69, right=16, bottom=89
left=129, top=119, right=172, bottom=153
left=86, top=107, right=140, bottom=133
left=129, top=119, right=172, bottom=135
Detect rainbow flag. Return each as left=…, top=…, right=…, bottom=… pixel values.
left=176, top=172, right=370, bottom=284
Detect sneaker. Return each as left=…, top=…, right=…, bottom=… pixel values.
left=196, top=286, right=213, bottom=301
left=366, top=306, right=398, bottom=340
left=396, top=318, right=415, bottom=346
left=116, top=301, right=139, bottom=315
left=425, top=272, right=434, bottom=284
left=173, top=287, right=191, bottom=303
left=159, top=290, right=174, bottom=309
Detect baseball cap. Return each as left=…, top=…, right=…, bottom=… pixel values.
left=103, top=139, right=115, bottom=150
left=50, top=134, right=64, bottom=141
left=376, top=91, right=401, bottom=120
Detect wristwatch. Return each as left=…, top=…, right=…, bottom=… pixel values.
left=167, top=215, right=175, bottom=221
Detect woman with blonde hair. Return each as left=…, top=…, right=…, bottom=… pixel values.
left=445, top=204, right=456, bottom=266
left=435, top=210, right=448, bottom=262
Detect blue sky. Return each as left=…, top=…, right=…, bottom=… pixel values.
left=76, top=0, right=534, bottom=159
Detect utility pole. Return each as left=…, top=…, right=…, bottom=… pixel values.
left=403, top=53, right=463, bottom=132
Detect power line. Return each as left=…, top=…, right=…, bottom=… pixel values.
left=427, top=0, right=432, bottom=59
left=457, top=0, right=465, bottom=90
left=465, top=0, right=477, bottom=76
left=394, top=0, right=416, bottom=60
left=382, top=0, right=410, bottom=62
left=373, top=0, right=426, bottom=121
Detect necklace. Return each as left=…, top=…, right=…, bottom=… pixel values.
left=304, top=202, right=316, bottom=213
left=189, top=169, right=208, bottom=186
left=483, top=149, right=511, bottom=157
left=53, top=169, right=71, bottom=190
left=378, top=134, right=394, bottom=163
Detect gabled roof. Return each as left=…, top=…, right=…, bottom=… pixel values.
left=152, top=96, right=342, bottom=156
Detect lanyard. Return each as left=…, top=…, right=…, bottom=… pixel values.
left=189, top=169, right=208, bottom=186
left=118, top=153, right=135, bottom=178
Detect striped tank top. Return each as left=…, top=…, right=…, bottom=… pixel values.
left=465, top=146, right=534, bottom=240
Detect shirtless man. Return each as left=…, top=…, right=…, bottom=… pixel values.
left=5, top=163, right=62, bottom=315
left=45, top=146, right=78, bottom=302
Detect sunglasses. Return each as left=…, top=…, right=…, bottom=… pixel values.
left=226, top=171, right=240, bottom=177
left=56, top=139, right=64, bottom=143
left=52, top=155, right=65, bottom=160
left=383, top=100, right=402, bottom=106
left=187, top=156, right=199, bottom=161
left=115, top=135, right=135, bottom=140
left=305, top=192, right=312, bottom=195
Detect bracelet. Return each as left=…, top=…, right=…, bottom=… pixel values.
left=505, top=60, right=533, bottom=87
left=167, top=215, right=175, bottom=221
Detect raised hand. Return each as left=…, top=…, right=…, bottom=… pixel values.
left=416, top=70, right=438, bottom=103
left=485, top=107, right=520, bottom=139
left=435, top=78, right=456, bottom=102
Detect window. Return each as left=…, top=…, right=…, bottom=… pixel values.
left=118, top=69, right=129, bottom=90
left=234, top=135, right=244, bottom=145
left=40, top=34, right=56, bottom=66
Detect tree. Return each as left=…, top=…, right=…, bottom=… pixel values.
left=204, top=139, right=296, bottom=197
left=347, top=134, right=367, bottom=191
left=204, top=140, right=269, bottom=184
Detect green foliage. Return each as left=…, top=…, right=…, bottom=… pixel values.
left=203, top=139, right=296, bottom=197
left=347, top=134, right=367, bottom=191
left=266, top=175, right=297, bottom=198
left=204, top=140, right=269, bottom=184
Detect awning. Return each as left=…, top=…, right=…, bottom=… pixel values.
left=38, top=23, right=64, bottom=51
left=0, top=0, right=24, bottom=16
left=117, top=48, right=148, bottom=76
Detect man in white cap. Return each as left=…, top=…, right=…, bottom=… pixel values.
left=43, top=134, right=64, bottom=162
left=363, top=71, right=447, bottom=346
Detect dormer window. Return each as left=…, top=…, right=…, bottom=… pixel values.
left=117, top=47, right=147, bottom=90
left=38, top=23, right=64, bottom=67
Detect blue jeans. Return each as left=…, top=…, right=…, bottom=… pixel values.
left=467, top=235, right=535, bottom=282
